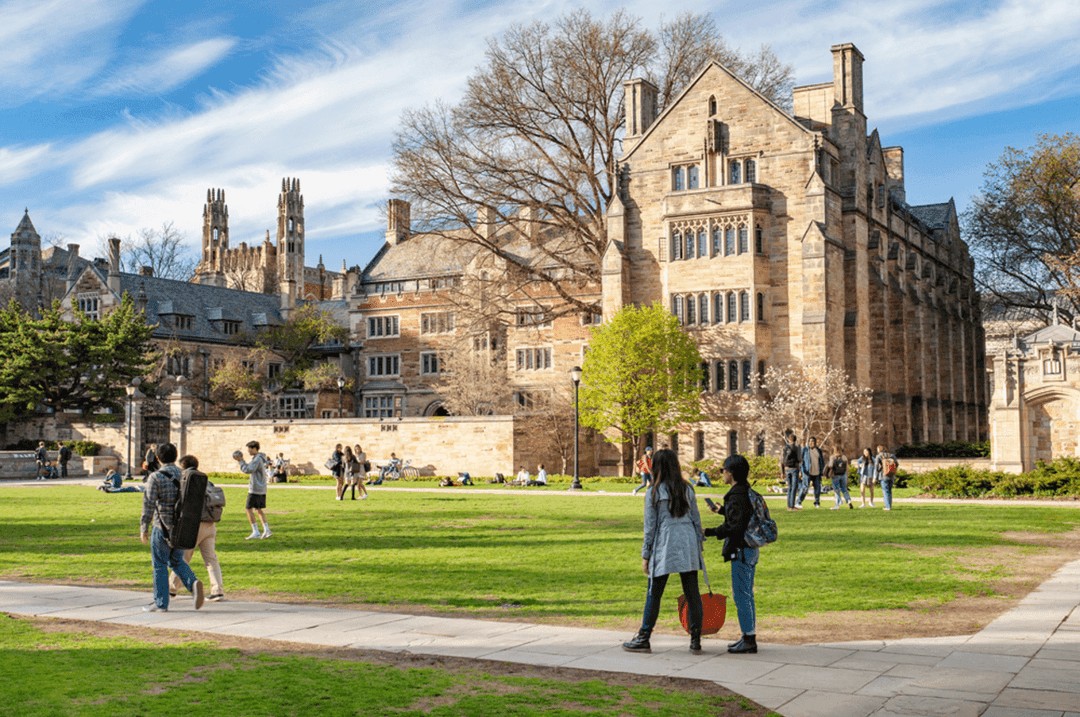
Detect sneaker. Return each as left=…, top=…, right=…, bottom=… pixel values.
left=245, top=531, right=261, bottom=540
left=361, top=495, right=368, bottom=499
left=883, top=508, right=891, bottom=512
left=207, top=594, right=225, bottom=602
left=192, top=579, right=205, bottom=610
left=848, top=502, right=854, bottom=510
left=830, top=505, right=841, bottom=510
left=868, top=502, right=876, bottom=508
left=793, top=505, right=803, bottom=510
left=261, top=529, right=273, bottom=539
left=143, top=604, right=167, bottom=612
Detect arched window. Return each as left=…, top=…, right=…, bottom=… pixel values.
left=730, top=161, right=741, bottom=184
left=755, top=225, right=764, bottom=254
left=742, top=359, right=752, bottom=389
left=697, top=228, right=707, bottom=258
left=738, top=225, right=748, bottom=254
left=695, top=430, right=706, bottom=461
left=725, top=227, right=735, bottom=255
left=708, top=96, right=717, bottom=116
left=699, top=294, right=709, bottom=324
left=672, top=295, right=684, bottom=324
left=713, top=293, right=723, bottom=324
left=715, top=361, right=725, bottom=391
left=739, top=291, right=750, bottom=322
left=686, top=294, right=696, bottom=325
left=728, top=360, right=739, bottom=390
left=672, top=230, right=682, bottom=260
left=756, top=434, right=765, bottom=457
left=728, top=430, right=738, bottom=456
left=288, top=218, right=294, bottom=231
left=726, top=292, right=736, bottom=323
left=700, top=363, right=709, bottom=391
left=685, top=231, right=694, bottom=260
left=745, top=159, right=756, bottom=183
left=757, top=292, right=765, bottom=321
left=712, top=226, right=722, bottom=256
left=212, top=228, right=219, bottom=240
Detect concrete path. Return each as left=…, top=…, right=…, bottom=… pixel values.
left=3, top=557, right=1079, bottom=717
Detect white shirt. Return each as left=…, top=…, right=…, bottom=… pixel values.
left=536, top=469, right=547, bottom=485
left=516, top=469, right=529, bottom=484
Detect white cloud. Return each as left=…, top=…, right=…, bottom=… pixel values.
left=94, top=37, right=238, bottom=96
left=0, top=144, right=52, bottom=186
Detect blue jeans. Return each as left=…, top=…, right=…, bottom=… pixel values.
left=784, top=469, right=800, bottom=509
left=832, top=476, right=851, bottom=505
left=731, top=548, right=759, bottom=635
left=797, top=474, right=821, bottom=506
left=633, top=472, right=651, bottom=493
left=696, top=472, right=712, bottom=487
left=151, top=526, right=197, bottom=609
left=459, top=473, right=473, bottom=486
left=880, top=479, right=894, bottom=509
left=640, top=571, right=702, bottom=634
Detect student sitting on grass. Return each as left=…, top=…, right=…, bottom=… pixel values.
left=97, top=469, right=143, bottom=493
left=527, top=465, right=548, bottom=486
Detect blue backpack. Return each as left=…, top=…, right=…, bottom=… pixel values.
left=744, top=489, right=778, bottom=548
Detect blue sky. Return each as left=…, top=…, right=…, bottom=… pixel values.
left=2, top=0, right=1079, bottom=273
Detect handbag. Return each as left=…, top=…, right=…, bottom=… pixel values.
left=678, top=559, right=726, bottom=635
left=324, top=457, right=339, bottom=471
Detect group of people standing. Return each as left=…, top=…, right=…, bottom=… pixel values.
left=780, top=436, right=900, bottom=511
left=328, top=444, right=370, bottom=500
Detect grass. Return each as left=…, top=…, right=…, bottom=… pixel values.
left=0, top=614, right=751, bottom=717
left=1, top=486, right=1078, bottom=632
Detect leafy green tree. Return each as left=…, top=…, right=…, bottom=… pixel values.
left=0, top=295, right=156, bottom=420
left=578, top=303, right=703, bottom=467
left=209, top=304, right=350, bottom=419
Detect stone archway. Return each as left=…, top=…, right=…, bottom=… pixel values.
left=423, top=400, right=450, bottom=417
left=1025, top=389, right=1080, bottom=466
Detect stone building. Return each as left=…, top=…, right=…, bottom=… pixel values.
left=193, top=178, right=346, bottom=302
left=0, top=210, right=96, bottom=309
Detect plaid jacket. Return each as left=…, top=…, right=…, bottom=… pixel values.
left=140, top=464, right=182, bottom=536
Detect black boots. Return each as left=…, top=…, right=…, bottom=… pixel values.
left=622, top=629, right=652, bottom=653
left=690, top=630, right=702, bottom=654
left=728, top=634, right=757, bottom=654
left=350, top=486, right=356, bottom=500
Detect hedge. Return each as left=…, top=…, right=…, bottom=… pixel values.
left=4, top=439, right=101, bottom=456
left=895, top=440, right=990, bottom=458
left=911, top=457, right=1080, bottom=498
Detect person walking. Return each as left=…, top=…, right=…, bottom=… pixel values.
left=780, top=434, right=800, bottom=510
left=351, top=444, right=369, bottom=500
left=632, top=446, right=654, bottom=496
left=235, top=441, right=272, bottom=539
left=703, top=454, right=760, bottom=654
left=138, top=443, right=204, bottom=612
left=35, top=441, right=48, bottom=480
left=797, top=436, right=826, bottom=508
left=329, top=443, right=345, bottom=499
left=58, top=443, right=72, bottom=478
left=169, top=455, right=226, bottom=602
left=622, top=448, right=705, bottom=655
left=856, top=447, right=876, bottom=507
left=144, top=444, right=160, bottom=477
left=874, top=445, right=899, bottom=511
left=826, top=446, right=853, bottom=509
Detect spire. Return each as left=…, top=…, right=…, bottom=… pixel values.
left=16, top=209, right=36, bottom=234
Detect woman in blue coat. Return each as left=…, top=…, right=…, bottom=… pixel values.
left=622, top=448, right=705, bottom=654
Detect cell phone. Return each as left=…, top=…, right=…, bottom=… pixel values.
left=704, top=497, right=716, bottom=509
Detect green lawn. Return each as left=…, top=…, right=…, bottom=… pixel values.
left=0, top=614, right=750, bottom=717
left=1, top=486, right=1077, bottom=632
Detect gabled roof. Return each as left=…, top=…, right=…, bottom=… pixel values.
left=1023, top=322, right=1080, bottom=348
left=909, top=199, right=956, bottom=230
left=361, top=233, right=480, bottom=283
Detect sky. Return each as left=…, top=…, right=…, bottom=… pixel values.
left=2, top=0, right=1079, bottom=273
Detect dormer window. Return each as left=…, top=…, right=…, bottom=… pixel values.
left=222, top=321, right=240, bottom=336
left=77, top=293, right=100, bottom=321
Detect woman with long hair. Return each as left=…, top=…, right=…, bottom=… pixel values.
left=622, top=448, right=705, bottom=655
left=856, top=447, right=876, bottom=507
left=350, top=444, right=369, bottom=500
left=331, top=443, right=345, bottom=500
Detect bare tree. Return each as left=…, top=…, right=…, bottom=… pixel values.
left=739, top=364, right=879, bottom=450
left=99, top=222, right=198, bottom=281
left=433, top=339, right=513, bottom=416
left=391, top=9, right=795, bottom=324
left=520, top=386, right=576, bottom=475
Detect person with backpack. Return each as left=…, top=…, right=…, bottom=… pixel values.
left=632, top=446, right=654, bottom=496
left=704, top=454, right=763, bottom=654
left=58, top=443, right=72, bottom=478
left=874, top=445, right=899, bottom=511
left=139, top=443, right=205, bottom=612
left=35, top=441, right=48, bottom=480
left=235, top=440, right=272, bottom=538
left=780, top=434, right=801, bottom=510
left=169, top=455, right=226, bottom=602
left=622, top=448, right=704, bottom=656
left=797, top=436, right=826, bottom=508
left=328, top=444, right=345, bottom=499
left=825, top=446, right=853, bottom=509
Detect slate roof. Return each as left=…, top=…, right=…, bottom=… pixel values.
left=1022, top=323, right=1080, bottom=348
left=909, top=201, right=954, bottom=230
left=361, top=233, right=480, bottom=283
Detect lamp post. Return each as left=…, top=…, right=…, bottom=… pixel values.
left=337, top=376, right=345, bottom=417
left=570, top=366, right=582, bottom=490
left=124, top=378, right=141, bottom=481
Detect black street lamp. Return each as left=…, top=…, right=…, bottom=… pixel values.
left=124, top=378, right=141, bottom=481
left=337, top=376, right=345, bottom=417
left=570, top=366, right=582, bottom=490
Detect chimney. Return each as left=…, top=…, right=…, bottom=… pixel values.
left=623, top=78, right=658, bottom=142
left=139, top=266, right=154, bottom=277
left=477, top=205, right=497, bottom=242
left=518, top=206, right=538, bottom=241
left=831, top=43, right=864, bottom=113
left=281, top=279, right=296, bottom=321
left=107, top=236, right=121, bottom=294
left=386, top=199, right=411, bottom=245
left=883, top=146, right=906, bottom=204
left=65, top=243, right=80, bottom=292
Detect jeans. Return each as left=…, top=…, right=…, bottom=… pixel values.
left=784, top=469, right=800, bottom=509
left=633, top=472, right=651, bottom=493
left=151, top=526, right=197, bottom=609
left=459, top=473, right=473, bottom=486
left=640, top=571, right=702, bottom=635
left=696, top=472, right=712, bottom=487
left=880, top=479, right=894, bottom=509
left=731, top=548, right=759, bottom=635
left=832, top=475, right=851, bottom=505
left=797, top=474, right=822, bottom=505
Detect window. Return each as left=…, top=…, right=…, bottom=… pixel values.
left=755, top=225, right=764, bottom=254
left=672, top=295, right=685, bottom=324
left=726, top=292, right=736, bottom=323
left=686, top=295, right=696, bottom=325
left=738, top=225, right=748, bottom=255
left=279, top=396, right=306, bottom=418
left=740, top=291, right=750, bottom=322
left=684, top=231, right=694, bottom=260
left=515, top=391, right=538, bottom=410
left=368, top=315, right=400, bottom=338
left=728, top=361, right=739, bottom=392
left=695, top=431, right=705, bottom=461
left=368, top=354, right=400, bottom=377
left=715, top=361, right=725, bottom=391
left=713, top=293, right=723, bottom=325
left=877, top=184, right=886, bottom=208
left=76, top=294, right=100, bottom=320
left=670, top=433, right=679, bottom=454
left=687, top=165, right=700, bottom=189
left=222, top=320, right=240, bottom=335
left=745, top=159, right=756, bottom=183
left=673, top=166, right=685, bottom=191
left=728, top=430, right=738, bottom=455
left=167, top=354, right=190, bottom=377
left=699, top=294, right=709, bottom=324
left=172, top=315, right=193, bottom=330
left=581, top=311, right=602, bottom=326
left=729, top=160, right=741, bottom=185
left=241, top=360, right=256, bottom=374
left=1044, top=358, right=1063, bottom=375
left=712, top=226, right=722, bottom=256
left=212, top=228, right=219, bottom=240
left=697, top=228, right=707, bottom=258
left=516, top=347, right=552, bottom=371
left=756, top=434, right=765, bottom=457
left=742, top=359, right=752, bottom=389
left=758, top=360, right=766, bottom=386
left=673, top=164, right=698, bottom=191
left=700, top=362, right=710, bottom=391
left=472, top=333, right=499, bottom=352
left=757, top=292, right=765, bottom=321
left=364, top=395, right=400, bottom=418
left=421, top=352, right=445, bottom=375
left=671, top=230, right=683, bottom=260
left=708, top=96, right=717, bottom=116
left=725, top=227, right=735, bottom=255
left=267, top=363, right=282, bottom=388
left=420, top=311, right=455, bottom=335
left=516, top=307, right=551, bottom=328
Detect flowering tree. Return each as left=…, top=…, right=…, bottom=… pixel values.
left=739, top=363, right=878, bottom=449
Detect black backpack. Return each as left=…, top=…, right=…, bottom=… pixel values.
left=59, top=445, right=72, bottom=462
left=782, top=443, right=800, bottom=468
left=167, top=469, right=208, bottom=550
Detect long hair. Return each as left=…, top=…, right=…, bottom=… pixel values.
left=650, top=448, right=690, bottom=518
left=343, top=446, right=354, bottom=461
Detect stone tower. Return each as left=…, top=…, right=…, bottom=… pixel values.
left=9, top=210, right=43, bottom=309
left=277, top=177, right=304, bottom=299
left=200, top=189, right=229, bottom=287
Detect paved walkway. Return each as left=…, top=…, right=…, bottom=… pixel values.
left=3, top=557, right=1079, bottom=717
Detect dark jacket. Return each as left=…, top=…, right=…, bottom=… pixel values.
left=144, top=447, right=160, bottom=472
left=703, top=482, right=753, bottom=562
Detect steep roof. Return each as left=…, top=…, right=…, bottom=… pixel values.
left=909, top=200, right=955, bottom=230
left=361, top=233, right=480, bottom=283
left=15, top=210, right=36, bottom=235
